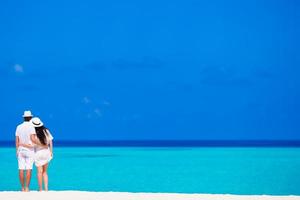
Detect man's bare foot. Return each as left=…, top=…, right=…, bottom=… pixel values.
left=25, top=187, right=29, bottom=192
left=21, top=188, right=25, bottom=192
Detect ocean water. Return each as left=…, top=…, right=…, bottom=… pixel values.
left=1, top=147, right=300, bottom=195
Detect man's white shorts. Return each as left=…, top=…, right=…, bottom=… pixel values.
left=17, top=148, right=34, bottom=170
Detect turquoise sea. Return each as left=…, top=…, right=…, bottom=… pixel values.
left=1, top=147, right=300, bottom=194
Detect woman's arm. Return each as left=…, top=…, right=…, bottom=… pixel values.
left=31, top=134, right=48, bottom=148
left=49, top=140, right=53, bottom=157
left=30, top=134, right=43, bottom=145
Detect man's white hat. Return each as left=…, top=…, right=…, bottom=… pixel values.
left=31, top=117, right=44, bottom=127
left=23, top=110, right=33, bottom=117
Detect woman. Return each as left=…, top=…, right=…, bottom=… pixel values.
left=30, top=117, right=53, bottom=191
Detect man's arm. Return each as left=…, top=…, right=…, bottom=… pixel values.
left=19, top=143, right=34, bottom=148
left=15, top=136, right=19, bottom=157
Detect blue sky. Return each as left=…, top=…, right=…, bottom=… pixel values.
left=0, top=0, right=299, bottom=140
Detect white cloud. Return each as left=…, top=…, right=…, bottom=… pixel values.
left=94, top=108, right=102, bottom=117
left=14, top=64, right=24, bottom=73
left=83, top=97, right=91, bottom=104
left=87, top=113, right=92, bottom=119
left=103, top=100, right=111, bottom=106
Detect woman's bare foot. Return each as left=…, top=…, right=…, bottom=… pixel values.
left=21, top=188, right=25, bottom=192
left=25, top=187, right=29, bottom=192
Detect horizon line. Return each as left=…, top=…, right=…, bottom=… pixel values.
left=1, top=140, right=300, bottom=147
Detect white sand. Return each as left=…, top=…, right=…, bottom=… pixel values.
left=0, top=191, right=300, bottom=200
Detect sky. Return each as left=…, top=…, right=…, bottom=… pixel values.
left=0, top=0, right=299, bottom=140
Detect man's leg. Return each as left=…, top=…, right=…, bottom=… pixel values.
left=24, top=152, right=34, bottom=192
left=18, top=152, right=26, bottom=192
left=18, top=170, right=25, bottom=191
left=25, top=170, right=32, bottom=192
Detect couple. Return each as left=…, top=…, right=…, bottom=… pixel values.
left=15, top=110, right=54, bottom=192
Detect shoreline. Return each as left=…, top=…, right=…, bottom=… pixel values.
left=1, top=191, right=300, bottom=200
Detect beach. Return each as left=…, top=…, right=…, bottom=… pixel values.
left=1, top=191, right=300, bottom=200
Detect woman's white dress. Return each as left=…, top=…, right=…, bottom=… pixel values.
left=34, top=130, right=53, bottom=167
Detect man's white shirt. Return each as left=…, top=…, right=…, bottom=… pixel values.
left=15, top=121, right=35, bottom=151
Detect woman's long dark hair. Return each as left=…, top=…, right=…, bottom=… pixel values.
left=35, top=126, right=49, bottom=145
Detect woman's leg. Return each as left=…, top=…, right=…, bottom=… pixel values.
left=42, top=164, right=49, bottom=191
left=37, top=166, right=43, bottom=191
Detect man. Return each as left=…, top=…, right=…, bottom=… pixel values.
left=15, top=111, right=35, bottom=192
